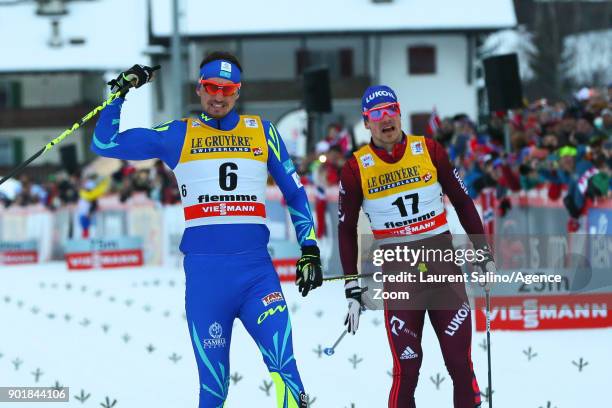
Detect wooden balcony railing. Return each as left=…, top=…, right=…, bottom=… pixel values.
left=0, top=105, right=94, bottom=129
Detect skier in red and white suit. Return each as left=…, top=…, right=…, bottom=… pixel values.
left=338, top=85, right=496, bottom=408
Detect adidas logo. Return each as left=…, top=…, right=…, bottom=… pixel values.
left=400, top=346, right=418, bottom=360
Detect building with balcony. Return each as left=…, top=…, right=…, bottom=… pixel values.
left=0, top=0, right=516, bottom=174
left=0, top=0, right=152, bottom=175
left=149, top=0, right=516, bottom=139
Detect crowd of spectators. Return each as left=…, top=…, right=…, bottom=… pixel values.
left=436, top=85, right=611, bottom=226
left=0, top=159, right=180, bottom=211
left=298, top=85, right=612, bottom=230
left=1, top=85, right=611, bottom=230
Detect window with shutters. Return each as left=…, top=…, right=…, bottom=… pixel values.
left=407, top=46, right=436, bottom=75
left=0, top=81, right=22, bottom=109
left=339, top=48, right=353, bottom=78
left=0, top=139, right=15, bottom=166
left=296, top=49, right=310, bottom=76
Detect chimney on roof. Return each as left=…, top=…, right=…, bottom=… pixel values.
left=48, top=19, right=64, bottom=48
left=36, top=0, right=67, bottom=16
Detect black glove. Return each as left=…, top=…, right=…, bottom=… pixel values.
left=107, top=64, right=160, bottom=96
left=295, top=245, right=323, bottom=297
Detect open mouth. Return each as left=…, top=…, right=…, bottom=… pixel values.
left=381, top=125, right=395, bottom=134
left=210, top=102, right=226, bottom=110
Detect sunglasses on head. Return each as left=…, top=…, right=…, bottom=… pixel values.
left=199, top=79, right=241, bottom=96
left=363, top=102, right=401, bottom=122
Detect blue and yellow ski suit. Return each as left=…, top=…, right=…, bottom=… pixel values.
left=92, top=98, right=315, bottom=407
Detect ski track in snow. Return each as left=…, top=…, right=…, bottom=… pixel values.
left=1, top=262, right=609, bottom=407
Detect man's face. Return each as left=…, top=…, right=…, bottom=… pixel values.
left=364, top=103, right=402, bottom=147
left=196, top=77, right=239, bottom=118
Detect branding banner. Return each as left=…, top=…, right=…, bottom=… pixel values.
left=64, top=237, right=144, bottom=270
left=474, top=293, right=612, bottom=331
left=0, top=240, right=38, bottom=265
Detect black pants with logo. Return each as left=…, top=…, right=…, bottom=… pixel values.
left=380, top=234, right=481, bottom=408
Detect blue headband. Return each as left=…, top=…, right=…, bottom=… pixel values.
left=199, top=60, right=241, bottom=83
left=361, top=85, right=398, bottom=112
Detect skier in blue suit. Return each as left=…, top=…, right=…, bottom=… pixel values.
left=92, top=51, right=322, bottom=407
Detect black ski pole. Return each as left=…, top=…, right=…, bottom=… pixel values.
left=485, top=287, right=493, bottom=407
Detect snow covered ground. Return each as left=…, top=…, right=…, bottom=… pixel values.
left=1, top=262, right=609, bottom=408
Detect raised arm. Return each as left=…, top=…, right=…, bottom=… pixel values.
left=91, top=98, right=185, bottom=168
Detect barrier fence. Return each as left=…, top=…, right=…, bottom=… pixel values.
left=1, top=186, right=611, bottom=330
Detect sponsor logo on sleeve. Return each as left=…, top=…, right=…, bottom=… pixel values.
left=262, top=291, right=284, bottom=306
left=292, top=172, right=303, bottom=188
left=253, top=147, right=263, bottom=156
left=283, top=159, right=296, bottom=174
left=410, top=141, right=424, bottom=155
left=360, top=153, right=375, bottom=168
left=453, top=168, right=469, bottom=195
left=423, top=172, right=432, bottom=182
left=244, top=118, right=258, bottom=128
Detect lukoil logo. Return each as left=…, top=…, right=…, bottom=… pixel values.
left=453, top=168, right=469, bottom=194
left=365, top=90, right=396, bottom=104
left=445, top=302, right=470, bottom=336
